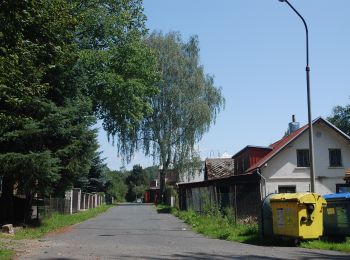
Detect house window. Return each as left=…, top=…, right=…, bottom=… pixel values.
left=297, top=149, right=310, bottom=167
left=278, top=185, right=296, bottom=193
left=329, top=149, right=342, bottom=167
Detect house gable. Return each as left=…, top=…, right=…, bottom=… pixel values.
left=258, top=118, right=350, bottom=194
left=246, top=117, right=350, bottom=174
left=232, top=146, right=272, bottom=175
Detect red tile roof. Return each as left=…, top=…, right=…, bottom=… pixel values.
left=246, top=117, right=350, bottom=173
left=245, top=120, right=309, bottom=173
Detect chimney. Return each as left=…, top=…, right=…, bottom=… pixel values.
left=289, top=115, right=300, bottom=134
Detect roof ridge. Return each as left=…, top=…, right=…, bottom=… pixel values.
left=245, top=117, right=350, bottom=173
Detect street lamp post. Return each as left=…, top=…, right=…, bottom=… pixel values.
left=278, top=0, right=315, bottom=192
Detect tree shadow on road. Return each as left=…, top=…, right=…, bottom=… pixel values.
left=115, top=250, right=350, bottom=259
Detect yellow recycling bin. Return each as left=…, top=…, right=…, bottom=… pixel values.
left=270, top=192, right=326, bottom=240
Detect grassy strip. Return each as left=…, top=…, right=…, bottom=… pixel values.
left=158, top=205, right=350, bottom=252
left=301, top=238, right=350, bottom=252
left=0, top=244, right=13, bottom=260
left=2, top=204, right=113, bottom=240
left=157, top=205, right=258, bottom=243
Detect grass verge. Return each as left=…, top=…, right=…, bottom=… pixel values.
left=0, top=244, right=13, bottom=260
left=157, top=205, right=350, bottom=252
left=157, top=204, right=258, bottom=243
left=1, top=204, right=113, bottom=240
left=0, top=205, right=112, bottom=258
left=301, top=238, right=350, bottom=252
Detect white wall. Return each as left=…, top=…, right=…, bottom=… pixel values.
left=262, top=122, right=350, bottom=195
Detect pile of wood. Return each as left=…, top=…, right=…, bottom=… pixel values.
left=344, top=169, right=350, bottom=184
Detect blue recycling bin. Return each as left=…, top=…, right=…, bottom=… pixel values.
left=323, top=193, right=350, bottom=237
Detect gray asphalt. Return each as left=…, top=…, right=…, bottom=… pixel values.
left=22, top=204, right=350, bottom=259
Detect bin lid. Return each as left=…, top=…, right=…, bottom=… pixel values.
left=323, top=192, right=350, bottom=200
left=270, top=192, right=323, bottom=204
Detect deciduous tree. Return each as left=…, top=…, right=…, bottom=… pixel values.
left=328, top=100, right=350, bottom=136
left=73, top=0, right=159, bottom=153
left=120, top=32, right=225, bottom=201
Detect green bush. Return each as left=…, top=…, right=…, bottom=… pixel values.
left=163, top=205, right=257, bottom=242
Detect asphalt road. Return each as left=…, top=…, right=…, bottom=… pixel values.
left=21, top=204, right=350, bottom=259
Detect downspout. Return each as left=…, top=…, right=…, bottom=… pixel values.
left=256, top=168, right=266, bottom=199
left=256, top=168, right=267, bottom=238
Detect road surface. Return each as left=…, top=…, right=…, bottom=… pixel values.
left=21, top=204, right=349, bottom=259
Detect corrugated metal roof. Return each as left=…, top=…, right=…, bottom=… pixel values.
left=205, top=158, right=235, bottom=180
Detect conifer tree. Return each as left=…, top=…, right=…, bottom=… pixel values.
left=0, top=0, right=96, bottom=223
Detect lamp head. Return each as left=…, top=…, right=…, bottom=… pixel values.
left=278, top=0, right=286, bottom=2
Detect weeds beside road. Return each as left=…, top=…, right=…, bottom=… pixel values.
left=157, top=205, right=350, bottom=253
left=157, top=205, right=259, bottom=242
left=0, top=243, right=13, bottom=260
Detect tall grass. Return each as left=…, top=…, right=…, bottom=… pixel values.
left=158, top=205, right=350, bottom=252
left=0, top=245, right=13, bottom=260
left=301, top=238, right=350, bottom=252
left=157, top=205, right=258, bottom=242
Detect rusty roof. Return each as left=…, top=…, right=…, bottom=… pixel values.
left=205, top=158, right=235, bottom=180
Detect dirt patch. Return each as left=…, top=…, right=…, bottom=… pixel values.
left=0, top=237, right=43, bottom=259
left=46, top=225, right=73, bottom=237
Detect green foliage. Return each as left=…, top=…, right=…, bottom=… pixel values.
left=0, top=0, right=163, bottom=224
left=160, top=205, right=258, bottom=243
left=222, top=207, right=236, bottom=225
left=125, top=164, right=148, bottom=201
left=163, top=206, right=350, bottom=252
left=200, top=191, right=221, bottom=217
left=106, top=165, right=158, bottom=202
left=76, top=151, right=109, bottom=193
left=143, top=165, right=159, bottom=182
left=106, top=170, right=128, bottom=202
left=0, top=247, right=13, bottom=260
left=73, top=0, right=159, bottom=159
left=134, top=32, right=225, bottom=196
left=0, top=0, right=98, bottom=222
left=301, top=237, right=350, bottom=252
left=328, top=100, right=350, bottom=136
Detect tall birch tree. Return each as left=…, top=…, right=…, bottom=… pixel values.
left=123, top=32, right=225, bottom=200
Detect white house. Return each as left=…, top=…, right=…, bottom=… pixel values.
left=246, top=117, right=350, bottom=195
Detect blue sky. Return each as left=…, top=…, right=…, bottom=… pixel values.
left=98, top=0, right=350, bottom=170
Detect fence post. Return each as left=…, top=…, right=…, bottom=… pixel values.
left=81, top=193, right=85, bottom=210
left=88, top=193, right=92, bottom=209
left=72, top=188, right=81, bottom=213
left=94, top=193, right=97, bottom=207
left=65, top=190, right=73, bottom=214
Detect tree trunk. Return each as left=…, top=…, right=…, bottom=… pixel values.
left=159, top=169, right=166, bottom=204
left=0, top=175, right=15, bottom=225
left=24, top=191, right=34, bottom=224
